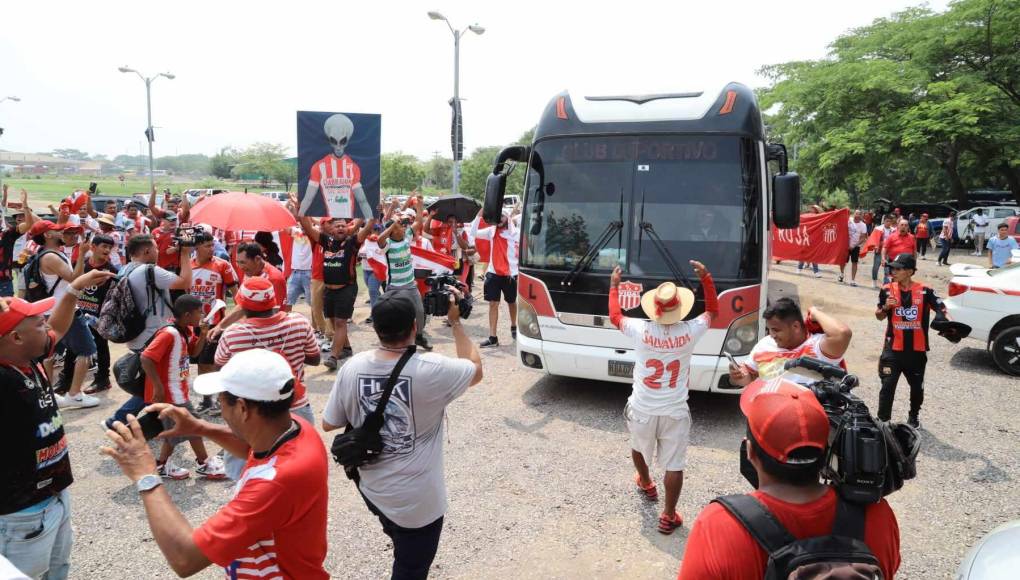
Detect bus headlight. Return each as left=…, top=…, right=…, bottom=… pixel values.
left=517, top=300, right=542, bottom=340
left=723, top=311, right=759, bottom=355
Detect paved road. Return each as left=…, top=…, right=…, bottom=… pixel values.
left=59, top=248, right=1019, bottom=579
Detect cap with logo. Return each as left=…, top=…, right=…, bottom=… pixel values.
left=193, top=349, right=295, bottom=402
left=0, top=296, right=56, bottom=337
left=27, top=220, right=70, bottom=238
left=235, top=277, right=276, bottom=312
left=888, top=253, right=917, bottom=271
left=739, top=377, right=829, bottom=464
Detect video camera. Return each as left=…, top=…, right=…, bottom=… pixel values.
left=422, top=274, right=473, bottom=319
left=173, top=225, right=198, bottom=246
left=783, top=357, right=920, bottom=505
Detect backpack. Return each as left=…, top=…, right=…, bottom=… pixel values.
left=97, top=264, right=170, bottom=344
left=112, top=324, right=171, bottom=396
left=24, top=249, right=63, bottom=302
left=713, top=494, right=884, bottom=580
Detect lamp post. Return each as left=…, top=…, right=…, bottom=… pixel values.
left=0, top=96, right=21, bottom=206
left=428, top=11, right=484, bottom=196
left=118, top=67, right=175, bottom=196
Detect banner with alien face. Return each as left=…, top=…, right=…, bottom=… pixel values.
left=297, top=111, right=381, bottom=218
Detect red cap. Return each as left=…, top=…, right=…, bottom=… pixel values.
left=27, top=220, right=69, bottom=238
left=236, top=277, right=276, bottom=312
left=739, top=378, right=829, bottom=463
left=0, top=296, right=55, bottom=337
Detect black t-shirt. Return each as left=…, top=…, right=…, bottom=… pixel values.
left=77, top=259, right=120, bottom=316
left=319, top=234, right=360, bottom=286
left=0, top=334, right=74, bottom=514
left=0, top=228, right=19, bottom=282
left=877, top=283, right=943, bottom=352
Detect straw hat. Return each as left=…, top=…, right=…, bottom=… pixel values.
left=97, top=213, right=117, bottom=228
left=640, top=282, right=695, bottom=325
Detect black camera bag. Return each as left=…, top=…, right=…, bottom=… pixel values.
left=331, top=346, right=416, bottom=482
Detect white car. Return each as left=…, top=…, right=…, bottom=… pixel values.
left=946, top=262, right=1020, bottom=375
left=955, top=206, right=1019, bottom=245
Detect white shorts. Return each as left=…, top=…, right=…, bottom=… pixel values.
left=625, top=404, right=691, bottom=472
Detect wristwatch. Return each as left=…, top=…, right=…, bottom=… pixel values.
left=136, top=474, right=162, bottom=493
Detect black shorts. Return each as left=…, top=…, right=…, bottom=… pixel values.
left=192, top=338, right=218, bottom=366
left=846, top=246, right=861, bottom=264
left=323, top=284, right=358, bottom=319
left=483, top=273, right=517, bottom=303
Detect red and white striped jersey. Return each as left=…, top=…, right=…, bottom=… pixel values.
left=310, top=153, right=361, bottom=219
left=470, top=217, right=520, bottom=276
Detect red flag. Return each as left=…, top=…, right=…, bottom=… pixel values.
left=410, top=245, right=456, bottom=274
left=772, top=208, right=850, bottom=265
left=860, top=227, right=884, bottom=258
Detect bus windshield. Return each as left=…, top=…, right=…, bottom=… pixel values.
left=521, top=135, right=761, bottom=280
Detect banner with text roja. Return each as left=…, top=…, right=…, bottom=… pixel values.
left=297, top=111, right=380, bottom=219
left=772, top=208, right=850, bottom=265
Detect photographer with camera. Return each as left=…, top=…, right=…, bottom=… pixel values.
left=377, top=201, right=432, bottom=351
left=729, top=297, right=852, bottom=387
left=299, top=214, right=375, bottom=370
left=323, top=289, right=482, bottom=580
left=875, top=253, right=949, bottom=428
left=678, top=378, right=901, bottom=579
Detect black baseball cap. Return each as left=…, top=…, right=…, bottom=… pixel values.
left=371, top=291, right=416, bottom=341
left=888, top=253, right=917, bottom=271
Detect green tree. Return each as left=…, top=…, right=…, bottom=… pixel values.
left=231, top=143, right=289, bottom=186
left=424, top=155, right=453, bottom=190
left=49, top=148, right=90, bottom=160
left=380, top=152, right=424, bottom=193
left=210, top=147, right=239, bottom=179
left=458, top=129, right=536, bottom=200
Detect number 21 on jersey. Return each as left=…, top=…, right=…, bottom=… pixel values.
left=644, top=359, right=681, bottom=389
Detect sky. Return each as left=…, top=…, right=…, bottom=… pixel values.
left=0, top=0, right=948, bottom=161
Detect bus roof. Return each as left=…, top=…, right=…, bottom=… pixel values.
left=533, top=82, right=765, bottom=142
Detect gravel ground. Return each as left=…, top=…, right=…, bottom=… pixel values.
left=57, top=247, right=1019, bottom=579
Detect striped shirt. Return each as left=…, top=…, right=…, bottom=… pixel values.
left=310, top=153, right=361, bottom=219
left=143, top=326, right=196, bottom=404
left=215, top=312, right=318, bottom=409
left=382, top=235, right=415, bottom=287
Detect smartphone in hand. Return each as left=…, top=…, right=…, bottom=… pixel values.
left=724, top=351, right=739, bottom=370
left=137, top=412, right=166, bottom=441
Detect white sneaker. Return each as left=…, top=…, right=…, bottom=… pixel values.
left=56, top=393, right=100, bottom=409
left=158, top=461, right=191, bottom=480
left=814, top=272, right=822, bottom=278
left=196, top=455, right=227, bottom=480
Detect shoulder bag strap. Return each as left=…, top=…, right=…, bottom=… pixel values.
left=831, top=496, right=867, bottom=540
left=713, top=494, right=797, bottom=557
left=146, top=264, right=172, bottom=314
left=361, top=346, right=417, bottom=433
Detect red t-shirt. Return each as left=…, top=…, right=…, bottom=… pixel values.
left=152, top=227, right=180, bottom=270
left=191, top=257, right=239, bottom=326
left=193, top=417, right=329, bottom=579
left=141, top=326, right=197, bottom=405
left=239, top=263, right=288, bottom=307
left=310, top=243, right=325, bottom=281
left=883, top=232, right=916, bottom=259
left=430, top=220, right=456, bottom=255
left=677, top=488, right=900, bottom=580
left=914, top=221, right=930, bottom=239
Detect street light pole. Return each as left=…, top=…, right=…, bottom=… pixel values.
left=119, top=67, right=174, bottom=196
left=428, top=12, right=483, bottom=197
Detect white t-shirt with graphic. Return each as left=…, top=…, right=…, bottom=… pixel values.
left=323, top=350, right=476, bottom=529
left=289, top=227, right=313, bottom=270
left=619, top=314, right=711, bottom=417
left=746, top=333, right=843, bottom=386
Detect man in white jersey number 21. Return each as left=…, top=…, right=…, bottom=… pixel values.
left=609, top=260, right=718, bottom=535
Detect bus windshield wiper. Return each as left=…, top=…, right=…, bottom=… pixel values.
left=639, top=221, right=694, bottom=290
left=561, top=220, right=623, bottom=288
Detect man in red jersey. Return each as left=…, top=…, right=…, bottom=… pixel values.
left=678, top=379, right=901, bottom=580
left=102, top=349, right=329, bottom=579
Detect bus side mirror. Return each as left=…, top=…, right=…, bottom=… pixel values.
left=483, top=173, right=507, bottom=224
left=773, top=172, right=801, bottom=229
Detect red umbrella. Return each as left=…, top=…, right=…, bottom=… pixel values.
left=188, top=192, right=296, bottom=232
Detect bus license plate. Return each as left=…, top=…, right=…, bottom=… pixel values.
left=608, top=360, right=634, bottom=378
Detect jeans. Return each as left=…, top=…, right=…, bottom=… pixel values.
left=797, top=262, right=819, bottom=274
left=362, top=494, right=444, bottom=580
left=364, top=268, right=382, bottom=310
left=916, top=237, right=929, bottom=257
left=938, top=238, right=952, bottom=264
left=871, top=251, right=886, bottom=283
left=0, top=490, right=73, bottom=580
left=974, top=232, right=986, bottom=254
left=60, top=326, right=111, bottom=388
left=287, top=269, right=312, bottom=308
left=223, top=403, right=315, bottom=481
left=384, top=283, right=426, bottom=338
left=107, top=396, right=146, bottom=428
left=0, top=278, right=13, bottom=297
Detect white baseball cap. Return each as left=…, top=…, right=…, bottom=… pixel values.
left=194, top=349, right=295, bottom=402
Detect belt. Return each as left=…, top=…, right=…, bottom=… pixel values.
left=324, top=283, right=351, bottom=290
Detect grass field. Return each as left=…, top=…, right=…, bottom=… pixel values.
left=0, top=176, right=278, bottom=206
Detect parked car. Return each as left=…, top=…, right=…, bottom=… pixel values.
left=953, top=206, right=1020, bottom=246
left=89, top=195, right=129, bottom=213
left=503, top=194, right=521, bottom=208
left=262, top=191, right=290, bottom=204
left=945, top=262, right=1020, bottom=375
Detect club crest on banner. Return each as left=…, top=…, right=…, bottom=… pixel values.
left=618, top=281, right=643, bottom=311
left=823, top=223, right=838, bottom=244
